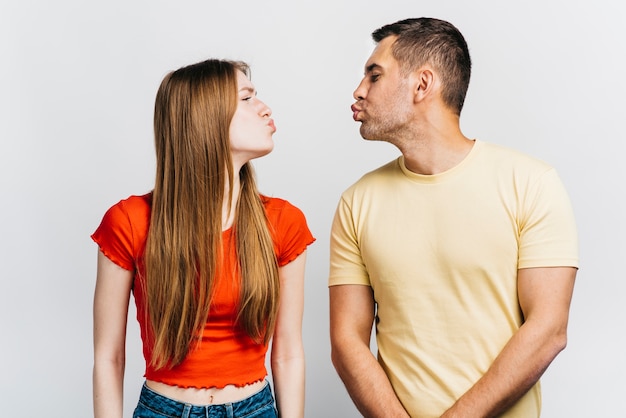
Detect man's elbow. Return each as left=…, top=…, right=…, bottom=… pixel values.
left=551, top=330, right=568, bottom=356
left=330, top=341, right=343, bottom=372
left=330, top=335, right=355, bottom=375
left=541, top=322, right=568, bottom=363
left=527, top=312, right=570, bottom=359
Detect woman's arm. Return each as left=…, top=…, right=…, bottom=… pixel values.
left=271, top=251, right=307, bottom=418
left=93, top=250, right=134, bottom=418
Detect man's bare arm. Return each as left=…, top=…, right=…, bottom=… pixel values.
left=330, top=284, right=410, bottom=418
left=442, top=266, right=577, bottom=417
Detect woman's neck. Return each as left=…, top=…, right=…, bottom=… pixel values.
left=222, top=172, right=241, bottom=230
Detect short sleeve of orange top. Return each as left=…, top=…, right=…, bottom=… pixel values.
left=91, top=193, right=315, bottom=389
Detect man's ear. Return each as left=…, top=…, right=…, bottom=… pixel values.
left=412, top=68, right=435, bottom=103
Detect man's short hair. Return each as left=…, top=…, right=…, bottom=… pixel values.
left=373, top=17, right=472, bottom=115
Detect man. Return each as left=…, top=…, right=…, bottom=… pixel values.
left=329, top=17, right=578, bottom=417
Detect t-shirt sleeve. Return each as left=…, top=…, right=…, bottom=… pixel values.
left=328, top=193, right=371, bottom=287
left=91, top=200, right=136, bottom=271
left=518, top=168, right=579, bottom=269
left=272, top=201, right=315, bottom=267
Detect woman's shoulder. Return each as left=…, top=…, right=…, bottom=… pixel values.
left=106, top=192, right=152, bottom=217
left=92, top=192, right=153, bottom=268
left=118, top=192, right=152, bottom=210
left=261, top=194, right=288, bottom=208
left=261, top=195, right=301, bottom=214
left=99, top=192, right=152, bottom=231
left=260, top=195, right=308, bottom=225
left=260, top=195, right=315, bottom=263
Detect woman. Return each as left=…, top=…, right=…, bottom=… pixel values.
left=92, top=59, right=315, bottom=418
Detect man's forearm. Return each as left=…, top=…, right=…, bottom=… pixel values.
left=332, top=345, right=409, bottom=418
left=441, top=320, right=567, bottom=417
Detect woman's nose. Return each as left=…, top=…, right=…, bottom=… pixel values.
left=259, top=101, right=271, bottom=117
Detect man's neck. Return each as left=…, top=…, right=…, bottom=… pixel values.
left=398, top=114, right=473, bottom=175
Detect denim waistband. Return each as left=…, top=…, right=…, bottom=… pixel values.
left=136, top=381, right=274, bottom=418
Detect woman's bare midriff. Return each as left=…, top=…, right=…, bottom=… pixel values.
left=146, top=379, right=266, bottom=405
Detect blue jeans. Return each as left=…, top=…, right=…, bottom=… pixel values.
left=133, top=381, right=278, bottom=418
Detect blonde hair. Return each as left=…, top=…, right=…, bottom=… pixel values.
left=144, top=59, right=279, bottom=369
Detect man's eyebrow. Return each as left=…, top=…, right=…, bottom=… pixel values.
left=365, top=63, right=382, bottom=74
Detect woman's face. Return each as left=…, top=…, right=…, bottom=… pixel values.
left=229, top=70, right=276, bottom=166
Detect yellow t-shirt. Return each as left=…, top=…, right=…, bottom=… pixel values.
left=329, top=140, right=578, bottom=417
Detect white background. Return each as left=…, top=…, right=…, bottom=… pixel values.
left=1, top=1, right=625, bottom=416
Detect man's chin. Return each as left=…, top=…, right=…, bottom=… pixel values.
left=359, top=126, right=375, bottom=140
left=360, top=128, right=384, bottom=142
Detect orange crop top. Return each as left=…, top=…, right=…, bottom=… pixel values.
left=91, top=193, right=315, bottom=388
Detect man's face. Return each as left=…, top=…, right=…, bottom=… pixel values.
left=351, top=36, right=414, bottom=142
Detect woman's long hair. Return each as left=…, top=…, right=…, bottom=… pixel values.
left=144, top=59, right=279, bottom=369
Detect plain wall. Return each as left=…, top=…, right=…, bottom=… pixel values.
left=1, top=1, right=624, bottom=416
